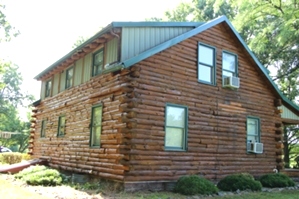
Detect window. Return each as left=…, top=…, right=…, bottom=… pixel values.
left=165, top=104, right=188, bottom=151
left=57, top=116, right=66, bottom=137
left=45, top=79, right=52, bottom=97
left=92, top=49, right=104, bottom=76
left=90, top=105, right=102, bottom=147
left=65, top=67, right=73, bottom=89
left=222, top=51, right=238, bottom=77
left=41, top=120, right=47, bottom=138
left=198, top=43, right=216, bottom=85
left=247, top=116, right=260, bottom=147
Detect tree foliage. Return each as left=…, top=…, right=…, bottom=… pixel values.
left=0, top=4, right=19, bottom=42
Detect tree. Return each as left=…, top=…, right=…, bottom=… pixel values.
left=0, top=4, right=19, bottom=42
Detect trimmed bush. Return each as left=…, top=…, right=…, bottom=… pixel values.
left=15, top=165, right=63, bottom=186
left=14, top=165, right=48, bottom=179
left=259, top=173, right=295, bottom=188
left=174, top=175, right=218, bottom=195
left=217, top=173, right=262, bottom=191
left=0, top=152, right=22, bottom=164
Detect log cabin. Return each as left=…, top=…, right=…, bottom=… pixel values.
left=30, top=16, right=299, bottom=191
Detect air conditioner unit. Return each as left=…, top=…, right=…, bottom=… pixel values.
left=223, top=76, right=240, bottom=89
left=247, top=142, right=263, bottom=154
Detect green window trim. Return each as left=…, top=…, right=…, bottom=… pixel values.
left=246, top=116, right=261, bottom=151
left=222, top=50, right=238, bottom=78
left=45, top=79, right=52, bottom=98
left=41, top=120, right=47, bottom=138
left=198, top=43, right=216, bottom=85
left=92, top=49, right=104, bottom=77
left=57, top=115, right=66, bottom=137
left=65, top=66, right=74, bottom=89
left=90, top=104, right=103, bottom=147
left=164, top=103, right=188, bottom=151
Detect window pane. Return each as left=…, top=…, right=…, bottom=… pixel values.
left=198, top=64, right=212, bottom=83
left=166, top=106, right=185, bottom=127
left=165, top=127, right=184, bottom=148
left=92, top=126, right=101, bottom=146
left=223, top=53, right=236, bottom=72
left=223, top=71, right=233, bottom=77
left=247, top=118, right=258, bottom=135
left=199, top=45, right=214, bottom=65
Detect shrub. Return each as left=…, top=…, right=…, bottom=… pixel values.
left=174, top=175, right=218, bottom=195
left=217, top=173, right=262, bottom=191
left=259, top=173, right=295, bottom=188
left=0, top=152, right=22, bottom=164
left=15, top=165, right=63, bottom=186
left=21, top=153, right=32, bottom=161
left=14, top=165, right=48, bottom=179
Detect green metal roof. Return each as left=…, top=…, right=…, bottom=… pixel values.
left=121, top=16, right=299, bottom=113
left=34, top=16, right=299, bottom=115
left=34, top=21, right=203, bottom=80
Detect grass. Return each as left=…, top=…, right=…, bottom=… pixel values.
left=0, top=178, right=52, bottom=199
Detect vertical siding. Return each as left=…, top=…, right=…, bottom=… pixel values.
left=279, top=105, right=299, bottom=120
left=74, top=59, right=83, bottom=86
left=60, top=70, right=66, bottom=92
left=52, top=74, right=60, bottom=95
left=121, top=27, right=193, bottom=61
left=41, top=81, right=46, bottom=100
left=106, top=38, right=118, bottom=64
left=83, top=53, right=92, bottom=83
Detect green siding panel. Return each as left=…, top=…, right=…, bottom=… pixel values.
left=121, top=27, right=193, bottom=61
left=83, top=53, right=92, bottom=83
left=74, top=59, right=83, bottom=86
left=60, top=70, right=66, bottom=92
left=41, top=81, right=46, bottom=100
left=279, top=105, right=299, bottom=121
left=106, top=38, right=118, bottom=64
left=52, top=74, right=60, bottom=95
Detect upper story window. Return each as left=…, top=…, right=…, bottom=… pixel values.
left=165, top=103, right=188, bottom=151
left=45, top=79, right=52, bottom=98
left=90, top=104, right=102, bottom=147
left=65, top=67, right=73, bottom=89
left=222, top=51, right=238, bottom=77
left=198, top=43, right=216, bottom=85
left=57, top=115, right=66, bottom=137
left=92, top=49, right=104, bottom=76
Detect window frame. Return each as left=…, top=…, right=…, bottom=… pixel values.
left=198, top=43, right=216, bottom=85
left=57, top=115, right=66, bottom=137
left=246, top=116, right=261, bottom=151
left=41, top=120, right=47, bottom=138
left=90, top=104, right=103, bottom=148
left=222, top=50, right=238, bottom=78
left=65, top=66, right=74, bottom=89
left=92, top=48, right=104, bottom=77
left=45, top=79, right=52, bottom=98
left=164, top=103, right=188, bottom=151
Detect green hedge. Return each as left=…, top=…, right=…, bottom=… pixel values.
left=174, top=175, right=218, bottom=195
left=259, top=173, right=295, bottom=188
left=217, top=173, right=262, bottom=191
left=0, top=152, right=22, bottom=164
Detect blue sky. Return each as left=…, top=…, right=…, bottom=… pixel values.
left=0, top=0, right=190, bottom=99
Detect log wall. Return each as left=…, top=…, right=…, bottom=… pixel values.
left=122, top=23, right=283, bottom=183
left=30, top=69, right=135, bottom=181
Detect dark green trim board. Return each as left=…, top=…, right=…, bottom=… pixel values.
left=164, top=103, right=188, bottom=151
left=90, top=104, right=103, bottom=148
